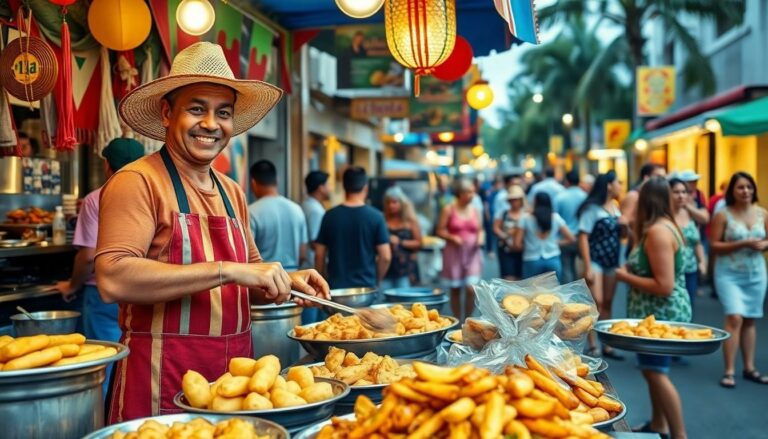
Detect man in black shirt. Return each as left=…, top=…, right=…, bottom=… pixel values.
left=315, top=167, right=392, bottom=288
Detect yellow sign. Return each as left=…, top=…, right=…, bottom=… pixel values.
left=637, top=66, right=675, bottom=116
left=350, top=98, right=410, bottom=120
left=12, top=53, right=40, bottom=85
left=603, top=119, right=631, bottom=149
left=549, top=135, right=563, bottom=155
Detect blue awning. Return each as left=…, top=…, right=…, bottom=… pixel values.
left=252, top=0, right=516, bottom=55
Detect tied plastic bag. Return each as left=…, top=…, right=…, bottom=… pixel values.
left=444, top=272, right=601, bottom=375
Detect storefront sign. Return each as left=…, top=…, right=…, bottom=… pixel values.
left=409, top=76, right=464, bottom=133
left=549, top=135, right=563, bottom=155
left=351, top=98, right=409, bottom=120
left=637, top=66, right=676, bottom=116
left=335, top=24, right=405, bottom=89
left=603, top=119, right=632, bottom=149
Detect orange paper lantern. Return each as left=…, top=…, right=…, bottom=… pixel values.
left=88, top=0, right=152, bottom=51
left=385, top=0, right=456, bottom=96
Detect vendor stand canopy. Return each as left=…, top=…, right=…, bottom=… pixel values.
left=253, top=0, right=517, bottom=55
left=710, top=96, right=768, bottom=137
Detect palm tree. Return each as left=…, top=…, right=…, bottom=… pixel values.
left=539, top=0, right=746, bottom=97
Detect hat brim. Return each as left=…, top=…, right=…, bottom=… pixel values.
left=119, top=74, right=284, bottom=141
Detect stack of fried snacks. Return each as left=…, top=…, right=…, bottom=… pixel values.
left=557, top=349, right=592, bottom=378
left=107, top=417, right=271, bottom=439
left=309, top=347, right=417, bottom=386
left=293, top=303, right=454, bottom=340
left=182, top=355, right=338, bottom=412
left=447, top=330, right=463, bottom=344
left=515, top=355, right=623, bottom=426
left=609, top=315, right=713, bottom=340
left=317, top=361, right=612, bottom=439
left=0, top=333, right=117, bottom=372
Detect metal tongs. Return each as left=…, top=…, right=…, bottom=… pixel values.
left=291, top=290, right=396, bottom=332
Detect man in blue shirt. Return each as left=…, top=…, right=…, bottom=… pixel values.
left=555, top=170, right=590, bottom=283
left=315, top=167, right=392, bottom=288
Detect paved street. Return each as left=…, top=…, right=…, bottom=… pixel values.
left=475, top=254, right=768, bottom=439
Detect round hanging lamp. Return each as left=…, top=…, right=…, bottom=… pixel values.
left=0, top=36, right=58, bottom=102
left=335, top=0, right=384, bottom=18
left=433, top=35, right=473, bottom=82
left=88, top=0, right=152, bottom=51
left=466, top=80, right=494, bottom=110
left=176, top=0, right=216, bottom=36
left=384, top=0, right=456, bottom=96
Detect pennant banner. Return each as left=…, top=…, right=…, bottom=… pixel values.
left=493, top=0, right=540, bottom=44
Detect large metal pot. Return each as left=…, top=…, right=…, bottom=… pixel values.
left=11, top=310, right=80, bottom=336
left=250, top=303, right=302, bottom=366
left=322, top=287, right=377, bottom=315
left=0, top=340, right=128, bottom=439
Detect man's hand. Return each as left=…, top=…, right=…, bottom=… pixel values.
left=390, top=235, right=400, bottom=246
left=231, top=262, right=292, bottom=304
left=288, top=269, right=330, bottom=307
left=55, top=280, right=78, bottom=303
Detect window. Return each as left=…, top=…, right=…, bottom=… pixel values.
left=715, top=3, right=745, bottom=37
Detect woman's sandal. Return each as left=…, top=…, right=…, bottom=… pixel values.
left=743, top=369, right=768, bottom=384
left=719, top=374, right=736, bottom=388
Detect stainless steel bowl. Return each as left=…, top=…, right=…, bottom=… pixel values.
left=83, top=413, right=289, bottom=439
left=174, top=377, right=350, bottom=433
left=288, top=316, right=459, bottom=359
left=0, top=340, right=129, bottom=439
left=594, top=319, right=730, bottom=356
left=382, top=287, right=444, bottom=303
left=322, top=288, right=377, bottom=315
left=373, top=298, right=449, bottom=312
left=11, top=310, right=81, bottom=336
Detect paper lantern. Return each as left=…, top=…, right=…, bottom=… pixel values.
left=88, top=0, right=152, bottom=51
left=49, top=0, right=77, bottom=5
left=466, top=80, right=494, bottom=110
left=177, top=0, right=216, bottom=36
left=433, top=35, right=473, bottom=82
left=336, top=0, right=384, bottom=18
left=385, top=0, right=456, bottom=96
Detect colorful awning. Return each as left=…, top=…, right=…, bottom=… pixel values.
left=712, top=96, right=768, bottom=136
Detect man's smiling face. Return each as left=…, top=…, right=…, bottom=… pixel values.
left=161, top=83, right=236, bottom=166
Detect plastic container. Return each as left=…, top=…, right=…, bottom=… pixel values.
left=52, top=205, right=66, bottom=245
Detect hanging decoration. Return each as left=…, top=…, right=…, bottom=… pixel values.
left=176, top=0, right=216, bottom=36
left=384, top=0, right=456, bottom=97
left=432, top=35, right=473, bottom=82
left=0, top=29, right=20, bottom=156
left=134, top=46, right=163, bottom=154
left=0, top=8, right=58, bottom=103
left=115, top=54, right=139, bottom=93
left=88, top=0, right=152, bottom=51
left=466, top=79, right=494, bottom=110
left=95, top=46, right=122, bottom=155
left=335, top=0, right=384, bottom=18
left=51, top=0, right=78, bottom=151
left=493, top=0, right=540, bottom=44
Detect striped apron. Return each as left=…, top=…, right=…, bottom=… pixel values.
left=107, top=147, right=252, bottom=423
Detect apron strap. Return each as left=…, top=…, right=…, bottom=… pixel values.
left=160, top=146, right=236, bottom=219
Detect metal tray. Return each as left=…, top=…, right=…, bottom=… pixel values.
left=592, top=394, right=628, bottom=431
left=0, top=223, right=51, bottom=231
left=0, top=239, right=31, bottom=248
left=594, top=319, right=730, bottom=356
left=0, top=340, right=129, bottom=377
left=83, top=413, right=289, bottom=439
left=293, top=413, right=356, bottom=439
left=288, top=316, right=459, bottom=359
left=174, top=377, right=350, bottom=433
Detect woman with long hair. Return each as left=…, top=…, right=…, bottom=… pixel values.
left=381, top=186, right=422, bottom=290
left=710, top=172, right=768, bottom=388
left=437, top=178, right=484, bottom=319
left=493, top=185, right=525, bottom=280
left=616, top=177, right=691, bottom=439
left=577, top=170, right=625, bottom=359
left=515, top=192, right=575, bottom=280
left=669, top=178, right=706, bottom=316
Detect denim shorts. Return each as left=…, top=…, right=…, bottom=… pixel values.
left=636, top=353, right=671, bottom=374
left=591, top=261, right=616, bottom=276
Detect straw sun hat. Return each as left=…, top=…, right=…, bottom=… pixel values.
left=119, top=42, right=283, bottom=141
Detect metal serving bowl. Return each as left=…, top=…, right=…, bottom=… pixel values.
left=373, top=298, right=449, bottom=313
left=382, top=287, right=444, bottom=303
left=83, top=413, right=289, bottom=439
left=0, top=340, right=129, bottom=439
left=11, top=310, right=81, bottom=336
left=288, top=316, right=459, bottom=360
left=594, top=319, right=730, bottom=356
left=322, top=288, right=377, bottom=315
left=592, top=394, right=627, bottom=430
left=174, top=377, right=350, bottom=434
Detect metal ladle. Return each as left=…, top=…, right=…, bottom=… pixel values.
left=16, top=305, right=37, bottom=321
left=291, top=290, right=396, bottom=332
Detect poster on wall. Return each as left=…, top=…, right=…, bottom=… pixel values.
left=212, top=133, right=249, bottom=190
left=409, top=76, right=464, bottom=133
left=603, top=119, right=632, bottom=149
left=637, top=66, right=676, bottom=116
left=335, top=24, right=404, bottom=89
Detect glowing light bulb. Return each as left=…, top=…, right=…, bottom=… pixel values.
left=177, top=0, right=215, bottom=36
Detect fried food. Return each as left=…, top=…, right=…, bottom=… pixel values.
left=532, top=293, right=562, bottom=311
left=0, top=333, right=117, bottom=372
left=308, top=348, right=417, bottom=386
left=4, top=207, right=54, bottom=225
left=294, top=303, right=453, bottom=341
left=106, top=417, right=269, bottom=439
left=608, top=315, right=715, bottom=339
left=182, top=370, right=213, bottom=408
left=318, top=362, right=610, bottom=439
left=501, top=294, right=530, bottom=316
left=461, top=318, right=500, bottom=350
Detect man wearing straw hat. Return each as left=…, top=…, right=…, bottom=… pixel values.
left=95, top=42, right=329, bottom=422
